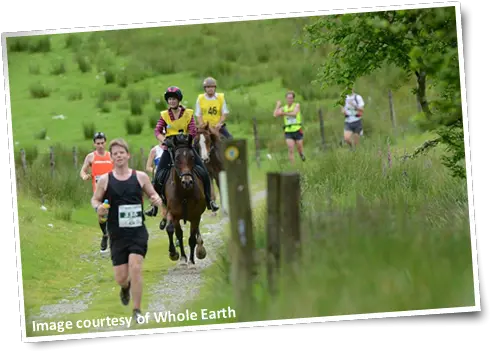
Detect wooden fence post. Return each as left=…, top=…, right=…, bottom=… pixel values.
left=279, top=172, right=301, bottom=265
left=73, top=146, right=78, bottom=170
left=49, top=146, right=55, bottom=178
left=252, top=117, right=261, bottom=169
left=318, top=108, right=327, bottom=151
left=388, top=90, right=397, bottom=132
left=266, top=172, right=281, bottom=295
left=222, top=139, right=255, bottom=320
left=20, top=148, right=27, bottom=174
left=218, top=171, right=229, bottom=216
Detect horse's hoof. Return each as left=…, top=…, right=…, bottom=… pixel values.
left=169, top=251, right=179, bottom=261
left=179, top=256, right=187, bottom=265
left=196, top=246, right=207, bottom=260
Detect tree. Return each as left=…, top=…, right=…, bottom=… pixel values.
left=297, top=6, right=465, bottom=179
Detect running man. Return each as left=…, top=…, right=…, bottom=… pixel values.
left=341, top=86, right=365, bottom=148
left=144, top=144, right=164, bottom=218
left=273, top=91, right=306, bottom=165
left=80, top=132, right=114, bottom=253
left=91, top=138, right=162, bottom=324
left=195, top=77, right=233, bottom=139
left=151, top=86, right=219, bottom=230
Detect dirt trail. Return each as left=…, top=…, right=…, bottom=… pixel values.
left=28, top=187, right=267, bottom=334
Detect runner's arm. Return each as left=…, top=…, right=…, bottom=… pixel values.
left=80, top=153, right=93, bottom=180
left=154, top=116, right=167, bottom=144
left=138, top=171, right=163, bottom=206
left=146, top=148, right=156, bottom=174
left=273, top=101, right=283, bottom=117
left=91, top=174, right=109, bottom=216
left=282, top=103, right=300, bottom=117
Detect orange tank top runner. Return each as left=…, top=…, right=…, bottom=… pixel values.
left=91, top=151, right=114, bottom=192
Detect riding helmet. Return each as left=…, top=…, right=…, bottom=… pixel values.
left=202, top=77, right=217, bottom=89
left=164, top=86, right=183, bottom=102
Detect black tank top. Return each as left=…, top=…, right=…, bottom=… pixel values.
left=104, top=170, right=146, bottom=238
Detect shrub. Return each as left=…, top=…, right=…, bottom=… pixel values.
left=50, top=58, right=66, bottom=75
left=34, top=128, right=47, bottom=140
left=28, top=62, right=41, bottom=75
left=125, top=118, right=144, bottom=135
left=75, top=53, right=92, bottom=73
left=28, top=36, right=51, bottom=53
left=83, top=122, right=96, bottom=140
left=29, top=82, right=51, bottom=98
left=128, top=88, right=150, bottom=116
left=67, top=90, right=83, bottom=101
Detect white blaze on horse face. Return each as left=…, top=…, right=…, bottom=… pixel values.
left=199, top=134, right=209, bottom=162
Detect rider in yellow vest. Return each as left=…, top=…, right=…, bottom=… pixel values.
left=273, top=91, right=306, bottom=165
left=148, top=86, right=219, bottom=229
left=195, top=77, right=233, bottom=139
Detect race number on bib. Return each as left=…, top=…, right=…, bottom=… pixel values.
left=286, top=117, right=297, bottom=125
left=118, top=204, right=143, bottom=228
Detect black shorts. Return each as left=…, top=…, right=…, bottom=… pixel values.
left=344, top=120, right=363, bottom=134
left=109, top=230, right=149, bottom=266
left=285, top=130, right=304, bottom=141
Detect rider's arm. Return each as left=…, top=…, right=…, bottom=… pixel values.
left=283, top=103, right=300, bottom=117
left=146, top=148, right=156, bottom=174
left=188, top=114, right=198, bottom=141
left=195, top=98, right=204, bottom=126
left=219, top=98, right=230, bottom=124
left=154, top=116, right=167, bottom=144
left=80, top=153, right=93, bottom=180
left=91, top=174, right=108, bottom=212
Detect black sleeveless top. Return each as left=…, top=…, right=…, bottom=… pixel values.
left=103, top=170, right=146, bottom=238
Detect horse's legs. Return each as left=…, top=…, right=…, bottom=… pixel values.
left=166, top=221, right=179, bottom=261
left=189, top=222, right=198, bottom=265
left=195, top=221, right=206, bottom=260
left=175, top=221, right=187, bottom=264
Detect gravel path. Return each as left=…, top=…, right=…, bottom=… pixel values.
left=28, top=187, right=267, bottom=334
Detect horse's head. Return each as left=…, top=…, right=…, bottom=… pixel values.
left=172, top=132, right=196, bottom=190
left=196, top=122, right=221, bottom=163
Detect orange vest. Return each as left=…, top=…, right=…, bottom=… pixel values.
left=91, top=151, right=113, bottom=192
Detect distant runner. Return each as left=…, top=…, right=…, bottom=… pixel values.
left=195, top=77, right=233, bottom=139
left=91, top=138, right=162, bottom=324
left=80, top=132, right=114, bottom=253
left=341, top=86, right=365, bottom=148
left=273, top=91, right=306, bottom=165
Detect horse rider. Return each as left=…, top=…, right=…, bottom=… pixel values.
left=195, top=77, right=233, bottom=139
left=148, top=86, right=219, bottom=229
left=273, top=91, right=306, bottom=165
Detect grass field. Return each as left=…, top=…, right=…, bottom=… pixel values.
left=5, top=14, right=476, bottom=339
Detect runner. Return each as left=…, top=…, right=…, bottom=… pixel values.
left=195, top=77, right=233, bottom=139
left=80, top=132, right=114, bottom=253
left=144, top=144, right=164, bottom=218
left=341, top=86, right=365, bottom=148
left=91, top=138, right=162, bottom=324
left=152, top=86, right=219, bottom=230
left=273, top=91, right=306, bottom=165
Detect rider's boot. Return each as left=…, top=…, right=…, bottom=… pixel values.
left=202, top=171, right=219, bottom=212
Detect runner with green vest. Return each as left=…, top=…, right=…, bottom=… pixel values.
left=273, top=91, right=306, bottom=165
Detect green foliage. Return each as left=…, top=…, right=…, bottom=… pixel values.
left=298, top=6, right=465, bottom=179
left=29, top=81, right=51, bottom=98
left=50, top=58, right=66, bottom=75
left=125, top=117, right=144, bottom=135
left=82, top=122, right=96, bottom=140
left=28, top=62, right=40, bottom=75
left=67, top=90, right=83, bottom=101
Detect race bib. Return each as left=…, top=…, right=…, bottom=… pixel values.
left=118, top=204, right=143, bottom=228
left=286, top=117, right=297, bottom=125
left=95, top=175, right=101, bottom=183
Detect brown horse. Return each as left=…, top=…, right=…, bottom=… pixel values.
left=162, top=133, right=207, bottom=265
left=196, top=123, right=225, bottom=203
